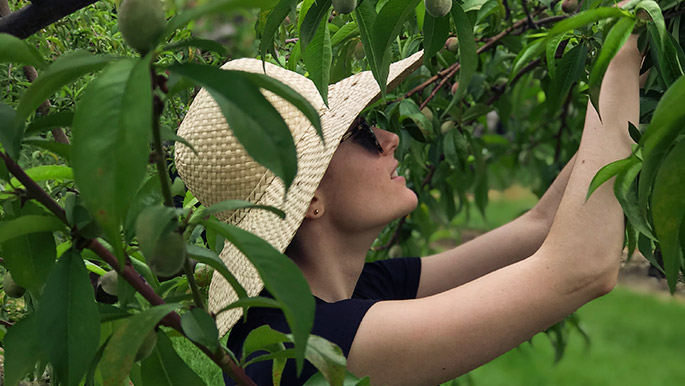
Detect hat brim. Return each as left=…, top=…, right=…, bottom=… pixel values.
left=203, top=51, right=425, bottom=336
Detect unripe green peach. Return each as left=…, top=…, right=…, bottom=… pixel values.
left=332, top=0, right=357, bottom=15
left=118, top=0, right=166, bottom=54
left=440, top=121, right=456, bottom=134
left=388, top=245, right=403, bottom=259
left=353, top=41, right=365, bottom=60
left=424, top=0, right=452, bottom=18
left=3, top=272, right=25, bottom=298
left=561, top=0, right=578, bottom=14
left=444, top=37, right=459, bottom=53
left=147, top=232, right=187, bottom=278
left=135, top=330, right=158, bottom=362
left=99, top=270, right=119, bottom=296
left=421, top=107, right=434, bottom=121
left=194, top=263, right=214, bottom=288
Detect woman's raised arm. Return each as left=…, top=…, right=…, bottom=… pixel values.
left=347, top=35, right=642, bottom=386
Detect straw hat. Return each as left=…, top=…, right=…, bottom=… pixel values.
left=175, top=50, right=424, bottom=336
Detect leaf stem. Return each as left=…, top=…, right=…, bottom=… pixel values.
left=152, top=94, right=174, bottom=208
left=184, top=253, right=206, bottom=310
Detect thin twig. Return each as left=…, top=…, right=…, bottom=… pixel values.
left=0, top=0, right=100, bottom=39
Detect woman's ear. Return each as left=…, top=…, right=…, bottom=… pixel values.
left=305, top=193, right=324, bottom=218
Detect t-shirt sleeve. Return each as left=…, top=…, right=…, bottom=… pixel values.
left=353, top=257, right=422, bottom=300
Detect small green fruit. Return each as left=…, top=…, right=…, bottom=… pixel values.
left=421, top=107, right=434, bottom=121
left=450, top=81, right=459, bottom=95
left=561, top=0, right=578, bottom=14
left=424, top=0, right=452, bottom=18
left=194, top=263, right=214, bottom=288
left=440, top=121, right=456, bottom=134
left=147, top=232, right=187, bottom=278
left=388, top=245, right=403, bottom=259
left=332, top=0, right=357, bottom=15
left=118, top=0, right=166, bottom=54
left=135, top=330, right=158, bottom=362
left=3, top=272, right=25, bottom=298
left=444, top=37, right=458, bottom=53
left=99, top=271, right=119, bottom=296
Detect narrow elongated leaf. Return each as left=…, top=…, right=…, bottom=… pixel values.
left=651, top=140, right=685, bottom=291
left=5, top=164, right=73, bottom=190
left=450, top=2, right=477, bottom=100
left=635, top=0, right=666, bottom=47
left=3, top=315, right=43, bottom=386
left=242, top=325, right=290, bottom=361
left=546, top=34, right=567, bottom=80
left=217, top=296, right=281, bottom=314
left=354, top=1, right=380, bottom=85
left=330, top=22, right=359, bottom=48
left=186, top=244, right=248, bottom=299
left=181, top=308, right=220, bottom=351
left=613, top=157, right=656, bottom=240
left=72, top=57, right=152, bottom=262
left=370, top=0, right=422, bottom=94
left=100, top=304, right=178, bottom=386
left=638, top=76, right=685, bottom=214
left=548, top=44, right=587, bottom=113
left=23, top=138, right=71, bottom=161
left=37, top=249, right=100, bottom=386
left=0, top=215, right=67, bottom=243
left=588, top=16, right=636, bottom=116
left=202, top=219, right=314, bottom=374
left=546, top=7, right=625, bottom=41
left=191, top=199, right=285, bottom=224
left=1, top=202, right=56, bottom=296
left=124, top=176, right=163, bottom=242
left=164, top=0, right=279, bottom=38
left=140, top=331, right=205, bottom=386
left=423, top=13, right=450, bottom=62
left=0, top=33, right=47, bottom=68
left=586, top=157, right=637, bottom=200
left=168, top=63, right=298, bottom=190
left=0, top=103, right=22, bottom=159
left=301, top=334, right=347, bottom=386
left=15, top=51, right=116, bottom=126
left=163, top=38, right=227, bottom=55
left=510, top=38, right=545, bottom=81
left=303, top=9, right=332, bottom=104
left=299, top=0, right=332, bottom=50
left=262, top=0, right=298, bottom=64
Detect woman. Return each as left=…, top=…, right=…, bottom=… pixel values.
left=175, top=31, right=641, bottom=386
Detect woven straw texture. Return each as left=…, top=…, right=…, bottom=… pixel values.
left=175, top=51, right=424, bottom=336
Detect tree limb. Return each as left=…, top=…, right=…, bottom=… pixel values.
left=0, top=0, right=100, bottom=39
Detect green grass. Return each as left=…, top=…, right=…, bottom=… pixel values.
left=456, top=286, right=685, bottom=386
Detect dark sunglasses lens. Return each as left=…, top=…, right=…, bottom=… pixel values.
left=361, top=125, right=384, bottom=154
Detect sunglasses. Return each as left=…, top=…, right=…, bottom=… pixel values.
left=340, top=117, right=384, bottom=154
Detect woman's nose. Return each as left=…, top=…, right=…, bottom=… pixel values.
left=374, top=127, right=400, bottom=154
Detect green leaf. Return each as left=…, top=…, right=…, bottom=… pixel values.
left=302, top=5, right=332, bottom=105
left=303, top=372, right=371, bottom=386
left=546, top=7, right=626, bottom=41
left=0, top=214, right=67, bottom=243
left=186, top=244, right=248, bottom=299
left=354, top=1, right=381, bottom=87
left=330, top=22, right=359, bottom=48
left=72, top=57, right=153, bottom=262
left=638, top=76, right=685, bottom=215
left=242, top=325, right=290, bottom=361
left=5, top=164, right=73, bottom=190
left=135, top=205, right=179, bottom=261
left=217, top=296, right=281, bottom=315
left=548, top=43, right=587, bottom=114
left=613, top=157, right=656, bottom=240
left=3, top=314, right=43, bottom=386
left=651, top=140, right=685, bottom=292
left=545, top=34, right=567, bottom=80
left=635, top=0, right=666, bottom=48
left=588, top=16, right=636, bottom=117
left=202, top=219, right=314, bottom=374
left=100, top=304, right=179, bottom=386
left=300, top=334, right=347, bottom=386
left=168, top=63, right=298, bottom=190
left=15, top=51, right=116, bottom=126
left=422, top=13, right=450, bottom=62
left=163, top=38, right=227, bottom=55
left=124, top=176, right=164, bottom=243
left=160, top=126, right=197, bottom=154
left=299, top=0, right=331, bottom=50
left=180, top=308, right=220, bottom=352
left=510, top=38, right=545, bottom=81
left=586, top=157, right=636, bottom=200
left=450, top=1, right=477, bottom=101
left=370, top=0, right=422, bottom=95
left=1, top=202, right=57, bottom=296
left=0, top=33, right=47, bottom=69
left=0, top=103, right=23, bottom=159
left=164, top=0, right=279, bottom=38
left=140, top=331, right=205, bottom=386
left=37, top=249, right=100, bottom=386
left=191, top=199, right=285, bottom=224
left=261, top=0, right=298, bottom=64
left=23, top=137, right=71, bottom=161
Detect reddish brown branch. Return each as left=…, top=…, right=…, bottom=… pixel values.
left=0, top=0, right=100, bottom=39
left=0, top=150, right=256, bottom=386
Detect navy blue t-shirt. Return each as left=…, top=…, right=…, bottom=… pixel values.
left=224, top=257, right=422, bottom=385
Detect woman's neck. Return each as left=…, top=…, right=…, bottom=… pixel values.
left=286, top=220, right=382, bottom=302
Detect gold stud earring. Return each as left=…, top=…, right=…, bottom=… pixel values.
left=314, top=209, right=320, bottom=215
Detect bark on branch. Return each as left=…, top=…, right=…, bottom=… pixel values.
left=0, top=0, right=100, bottom=39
